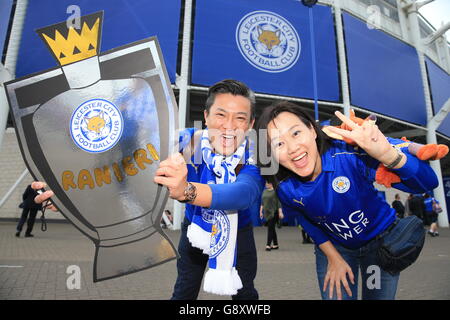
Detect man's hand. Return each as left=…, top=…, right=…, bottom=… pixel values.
left=153, top=153, right=189, bottom=201
left=31, top=181, right=58, bottom=212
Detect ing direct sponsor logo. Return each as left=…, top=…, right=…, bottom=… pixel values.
left=236, top=10, right=301, bottom=73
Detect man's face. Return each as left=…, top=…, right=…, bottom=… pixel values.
left=204, top=93, right=254, bottom=156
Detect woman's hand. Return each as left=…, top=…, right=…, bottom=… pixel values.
left=278, top=208, right=284, bottom=220
left=31, top=181, right=58, bottom=212
left=153, top=153, right=188, bottom=201
left=326, top=111, right=403, bottom=167
left=319, top=241, right=355, bottom=300
left=323, top=255, right=355, bottom=300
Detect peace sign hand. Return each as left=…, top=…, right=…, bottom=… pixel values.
left=326, top=111, right=401, bottom=166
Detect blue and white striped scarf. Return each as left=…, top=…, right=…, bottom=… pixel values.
left=187, top=129, right=247, bottom=295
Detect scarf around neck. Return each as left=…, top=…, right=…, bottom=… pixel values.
left=186, top=129, right=248, bottom=295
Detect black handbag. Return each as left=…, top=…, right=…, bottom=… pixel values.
left=376, top=215, right=426, bottom=275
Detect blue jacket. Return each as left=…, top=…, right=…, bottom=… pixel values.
left=424, top=197, right=438, bottom=213
left=180, top=128, right=265, bottom=229
left=277, top=138, right=439, bottom=249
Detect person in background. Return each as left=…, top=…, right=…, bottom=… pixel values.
left=408, top=194, right=425, bottom=222
left=161, top=209, right=173, bottom=229
left=429, top=197, right=441, bottom=237
left=423, top=193, right=440, bottom=237
left=300, top=226, right=313, bottom=244
left=391, top=194, right=405, bottom=219
left=15, top=184, right=42, bottom=238
left=404, top=194, right=412, bottom=217
left=260, top=182, right=283, bottom=251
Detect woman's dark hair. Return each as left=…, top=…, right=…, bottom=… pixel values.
left=205, top=79, right=256, bottom=120
left=256, top=100, right=332, bottom=187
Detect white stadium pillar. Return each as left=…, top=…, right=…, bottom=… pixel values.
left=0, top=65, right=12, bottom=148
left=401, top=0, right=449, bottom=228
left=1, top=0, right=28, bottom=149
left=334, top=0, right=351, bottom=117
left=427, top=99, right=450, bottom=228
left=172, top=0, right=194, bottom=230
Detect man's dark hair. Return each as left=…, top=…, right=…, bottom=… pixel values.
left=256, top=100, right=332, bottom=187
left=205, top=79, right=256, bottom=120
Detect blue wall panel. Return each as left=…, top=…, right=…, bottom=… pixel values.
left=344, top=12, right=427, bottom=126
left=0, top=0, right=14, bottom=58
left=426, top=57, right=450, bottom=138
left=192, top=0, right=340, bottom=101
left=15, top=0, right=181, bottom=82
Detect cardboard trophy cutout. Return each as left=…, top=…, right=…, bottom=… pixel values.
left=4, top=11, right=179, bottom=282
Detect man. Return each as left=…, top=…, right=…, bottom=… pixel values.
left=154, top=79, right=264, bottom=299
left=408, top=193, right=425, bottom=222
left=31, top=79, right=263, bottom=299
left=15, top=184, right=42, bottom=237
left=391, top=194, right=405, bottom=219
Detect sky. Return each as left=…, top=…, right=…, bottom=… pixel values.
left=418, top=0, right=450, bottom=38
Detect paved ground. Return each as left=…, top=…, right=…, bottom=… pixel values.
left=1, top=221, right=449, bottom=300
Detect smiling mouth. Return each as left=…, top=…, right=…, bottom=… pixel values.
left=220, top=134, right=236, bottom=148
left=293, top=152, right=307, bottom=161
left=292, top=152, right=308, bottom=168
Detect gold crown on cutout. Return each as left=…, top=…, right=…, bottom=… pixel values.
left=37, top=12, right=103, bottom=66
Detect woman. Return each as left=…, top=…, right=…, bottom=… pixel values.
left=260, top=182, right=283, bottom=251
left=256, top=101, right=438, bottom=300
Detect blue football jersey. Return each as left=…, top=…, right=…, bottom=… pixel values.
left=277, top=138, right=438, bottom=249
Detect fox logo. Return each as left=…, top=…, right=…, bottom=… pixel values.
left=84, top=111, right=106, bottom=135
left=257, top=27, right=281, bottom=51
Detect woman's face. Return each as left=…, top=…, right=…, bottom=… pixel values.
left=267, top=112, right=321, bottom=180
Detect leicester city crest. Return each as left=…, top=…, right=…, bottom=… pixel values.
left=209, top=210, right=231, bottom=259
left=70, top=98, right=124, bottom=153
left=236, top=10, right=301, bottom=73
left=332, top=176, right=351, bottom=194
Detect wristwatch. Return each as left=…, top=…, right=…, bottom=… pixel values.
left=178, top=182, right=197, bottom=203
left=384, top=148, right=404, bottom=169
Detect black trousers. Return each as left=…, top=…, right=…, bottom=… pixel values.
left=266, top=217, right=278, bottom=246
left=16, top=208, right=38, bottom=235
left=171, top=217, right=259, bottom=300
